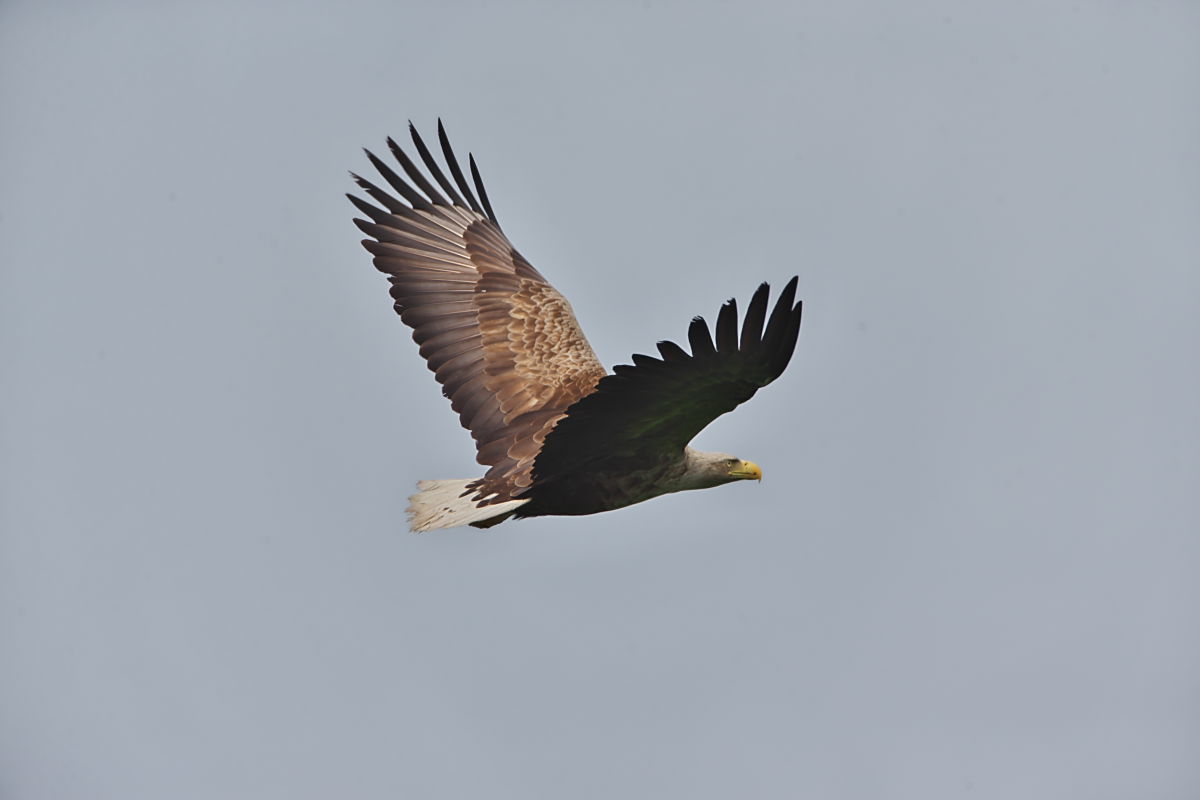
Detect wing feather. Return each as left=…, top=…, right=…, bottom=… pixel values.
left=715, top=299, right=738, bottom=354
left=349, top=123, right=608, bottom=505
left=386, top=136, right=444, bottom=208
left=468, top=154, right=499, bottom=224
left=740, top=283, right=769, bottom=351
left=437, top=119, right=484, bottom=215
left=688, top=316, right=716, bottom=357
left=407, top=124, right=465, bottom=207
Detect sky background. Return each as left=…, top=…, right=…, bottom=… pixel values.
left=2, top=1, right=1198, bottom=798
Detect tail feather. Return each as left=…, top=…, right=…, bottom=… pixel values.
left=406, top=479, right=530, bottom=532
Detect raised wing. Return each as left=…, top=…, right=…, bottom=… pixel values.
left=532, top=278, right=802, bottom=479
left=348, top=121, right=607, bottom=501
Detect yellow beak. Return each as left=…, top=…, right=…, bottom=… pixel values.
left=729, top=460, right=763, bottom=482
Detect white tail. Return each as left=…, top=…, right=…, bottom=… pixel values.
left=406, top=479, right=531, bottom=532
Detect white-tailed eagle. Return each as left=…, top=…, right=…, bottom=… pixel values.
left=348, top=122, right=803, bottom=531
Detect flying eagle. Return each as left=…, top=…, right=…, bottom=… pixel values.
left=348, top=122, right=803, bottom=531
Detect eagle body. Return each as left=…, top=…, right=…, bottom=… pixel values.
left=515, top=456, right=686, bottom=518
left=512, top=448, right=753, bottom=519
left=348, top=122, right=802, bottom=531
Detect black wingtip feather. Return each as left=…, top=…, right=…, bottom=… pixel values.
left=351, top=181, right=402, bottom=217
left=387, top=136, right=447, bottom=207
left=781, top=275, right=799, bottom=307
left=469, top=154, right=499, bottom=225
left=437, top=120, right=483, bottom=215
left=688, top=316, right=716, bottom=357
left=656, top=340, right=689, bottom=362
left=409, top=123, right=465, bottom=207
left=356, top=157, right=416, bottom=214
left=740, top=282, right=770, bottom=351
left=762, top=276, right=799, bottom=349
left=346, top=192, right=390, bottom=224
left=768, top=301, right=803, bottom=378
left=631, top=353, right=664, bottom=370
left=715, top=299, right=739, bottom=354
left=364, top=148, right=430, bottom=210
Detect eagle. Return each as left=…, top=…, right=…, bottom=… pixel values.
left=348, top=122, right=803, bottom=531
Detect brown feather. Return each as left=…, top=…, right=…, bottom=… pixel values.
left=349, top=126, right=608, bottom=504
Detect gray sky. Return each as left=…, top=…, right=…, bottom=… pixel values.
left=2, top=1, right=1198, bottom=798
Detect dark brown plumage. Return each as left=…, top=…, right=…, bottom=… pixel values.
left=348, top=121, right=803, bottom=531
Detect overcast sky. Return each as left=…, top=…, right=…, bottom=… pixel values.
left=2, top=2, right=1198, bottom=798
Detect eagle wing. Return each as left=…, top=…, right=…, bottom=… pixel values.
left=349, top=121, right=608, bottom=502
left=532, top=279, right=802, bottom=481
